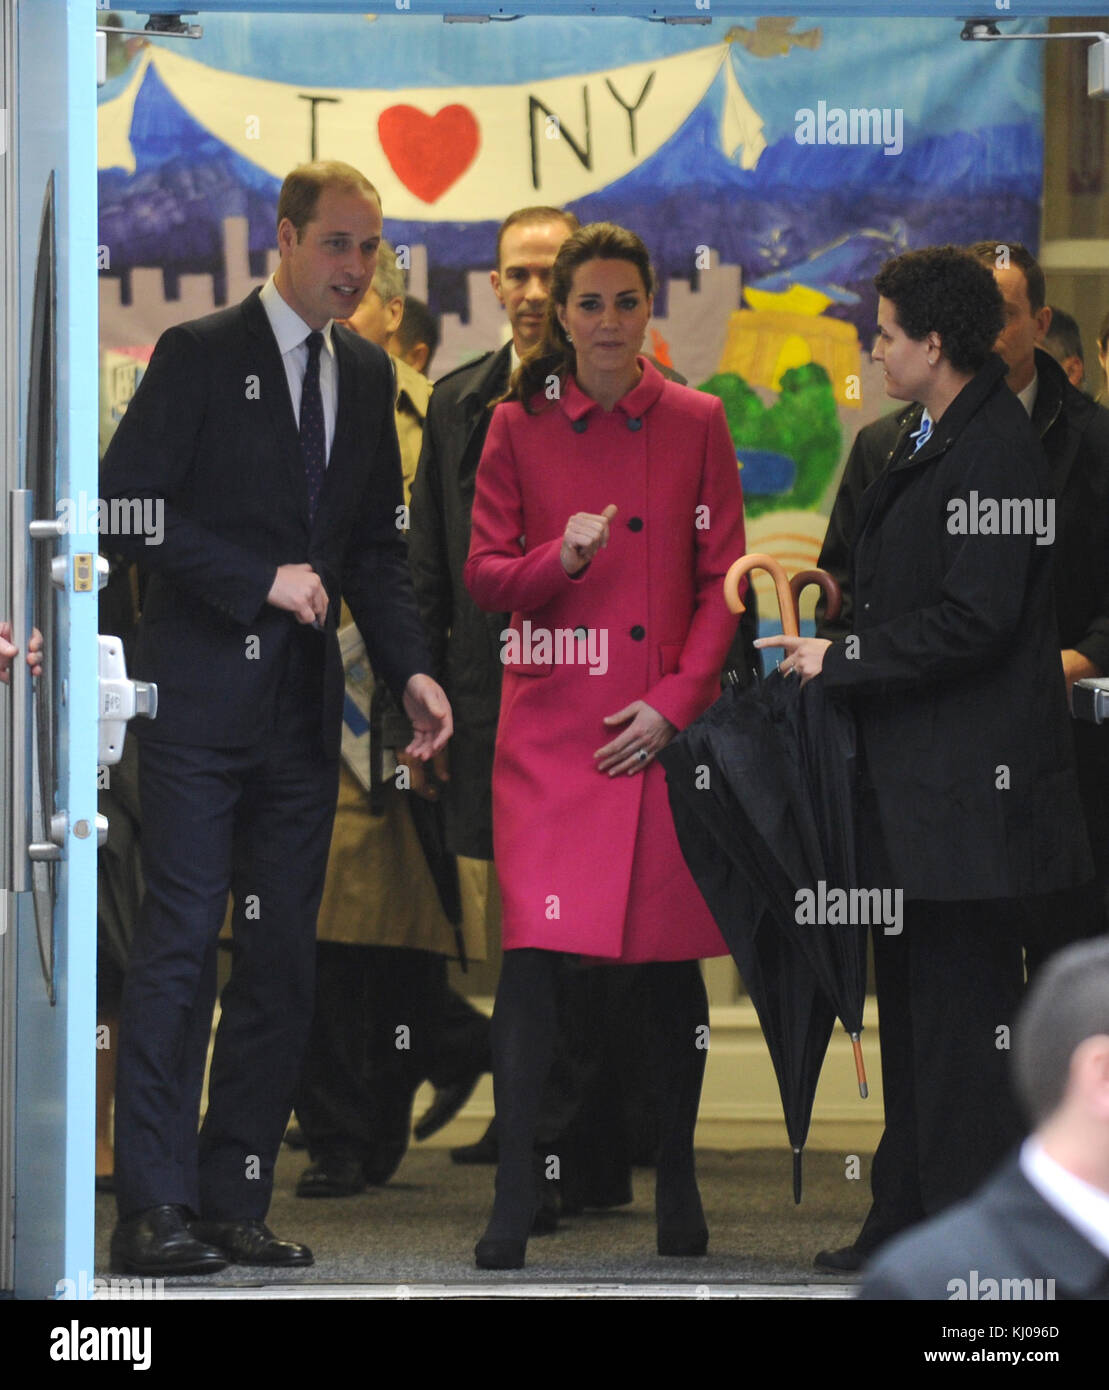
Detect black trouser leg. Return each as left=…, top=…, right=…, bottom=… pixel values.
left=860, top=900, right=1025, bottom=1254
left=294, top=942, right=374, bottom=1163
left=425, top=987, right=491, bottom=1090
left=552, top=965, right=633, bottom=1212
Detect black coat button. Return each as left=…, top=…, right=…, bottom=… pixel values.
left=627, top=417, right=642, bottom=431
left=572, top=419, right=587, bottom=434
left=630, top=625, right=645, bottom=640
left=628, top=516, right=644, bottom=532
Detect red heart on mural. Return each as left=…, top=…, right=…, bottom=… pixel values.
left=377, top=104, right=480, bottom=203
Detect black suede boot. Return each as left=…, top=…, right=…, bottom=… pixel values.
left=474, top=949, right=560, bottom=1270
left=646, top=961, right=709, bottom=1257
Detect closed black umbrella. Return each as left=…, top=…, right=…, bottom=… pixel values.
left=660, top=554, right=868, bottom=1200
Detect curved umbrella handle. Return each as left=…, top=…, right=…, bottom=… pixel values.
left=789, top=568, right=843, bottom=624
left=723, top=553, right=799, bottom=635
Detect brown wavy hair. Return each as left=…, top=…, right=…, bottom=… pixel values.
left=503, top=222, right=656, bottom=414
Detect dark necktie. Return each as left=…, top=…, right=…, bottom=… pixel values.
left=299, top=330, right=326, bottom=523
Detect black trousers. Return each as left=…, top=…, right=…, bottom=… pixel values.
left=858, top=899, right=1025, bottom=1253
left=114, top=683, right=338, bottom=1222
left=294, top=944, right=489, bottom=1170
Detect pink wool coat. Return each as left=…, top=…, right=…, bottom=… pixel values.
left=463, top=358, right=746, bottom=962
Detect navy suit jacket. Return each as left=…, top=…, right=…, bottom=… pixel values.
left=860, top=1154, right=1109, bottom=1301
left=101, top=287, right=431, bottom=750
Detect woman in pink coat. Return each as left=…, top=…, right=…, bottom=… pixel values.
left=464, top=222, right=745, bottom=1269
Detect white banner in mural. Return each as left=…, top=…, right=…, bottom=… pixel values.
left=98, top=41, right=765, bottom=220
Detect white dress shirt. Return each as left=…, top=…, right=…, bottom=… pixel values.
left=1017, top=372, right=1039, bottom=420
left=1020, top=1136, right=1109, bottom=1259
left=259, top=276, right=338, bottom=462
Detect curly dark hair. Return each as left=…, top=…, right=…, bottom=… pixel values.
left=873, top=246, right=1003, bottom=376
left=503, top=222, right=655, bottom=413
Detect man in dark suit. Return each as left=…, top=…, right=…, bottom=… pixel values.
left=101, top=161, right=451, bottom=1275
left=860, top=938, right=1109, bottom=1300
left=819, top=241, right=1109, bottom=978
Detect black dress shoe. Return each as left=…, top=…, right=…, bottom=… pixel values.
left=191, top=1218, right=313, bottom=1267
left=450, top=1119, right=498, bottom=1165
left=814, top=1244, right=867, bottom=1273
left=296, top=1157, right=366, bottom=1199
left=110, top=1205, right=227, bottom=1276
left=414, top=1070, right=484, bottom=1142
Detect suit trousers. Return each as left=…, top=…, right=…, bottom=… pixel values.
left=858, top=899, right=1026, bottom=1253
left=294, top=942, right=451, bottom=1178
left=114, top=661, right=339, bottom=1222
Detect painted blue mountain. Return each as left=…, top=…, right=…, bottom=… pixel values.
left=99, top=59, right=1040, bottom=336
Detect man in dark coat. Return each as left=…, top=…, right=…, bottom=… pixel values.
left=100, top=162, right=451, bottom=1274
left=819, top=241, right=1109, bottom=971
left=761, top=247, right=1092, bottom=1273
left=860, top=938, right=1109, bottom=1301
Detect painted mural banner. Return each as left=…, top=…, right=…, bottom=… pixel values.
left=97, top=12, right=1043, bottom=611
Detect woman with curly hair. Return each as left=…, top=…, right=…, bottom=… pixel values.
left=464, top=222, right=745, bottom=1270
left=761, top=246, right=1092, bottom=1271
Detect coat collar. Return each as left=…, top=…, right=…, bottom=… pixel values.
left=457, top=340, right=514, bottom=409
left=889, top=353, right=1010, bottom=472
left=557, top=355, right=666, bottom=425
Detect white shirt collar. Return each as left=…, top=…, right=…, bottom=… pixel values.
left=910, top=407, right=933, bottom=453
left=1017, top=371, right=1039, bottom=419
left=1020, top=1136, right=1109, bottom=1259
left=259, top=276, right=335, bottom=360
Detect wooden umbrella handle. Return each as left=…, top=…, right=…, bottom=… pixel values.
left=851, top=1033, right=869, bottom=1100
left=790, top=569, right=843, bottom=624
left=723, top=552, right=799, bottom=635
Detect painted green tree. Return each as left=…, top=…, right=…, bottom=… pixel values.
left=700, top=363, right=842, bottom=520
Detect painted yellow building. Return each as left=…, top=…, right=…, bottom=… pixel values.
left=718, top=292, right=863, bottom=408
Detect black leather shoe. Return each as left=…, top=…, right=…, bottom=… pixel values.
left=296, top=1157, right=366, bottom=1199
left=110, top=1205, right=227, bottom=1276
left=450, top=1119, right=498, bottom=1165
left=814, top=1244, right=866, bottom=1273
left=191, top=1218, right=313, bottom=1267
left=414, top=1070, right=484, bottom=1142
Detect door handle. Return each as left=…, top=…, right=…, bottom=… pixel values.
left=5, top=490, right=34, bottom=891
left=98, top=635, right=157, bottom=767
